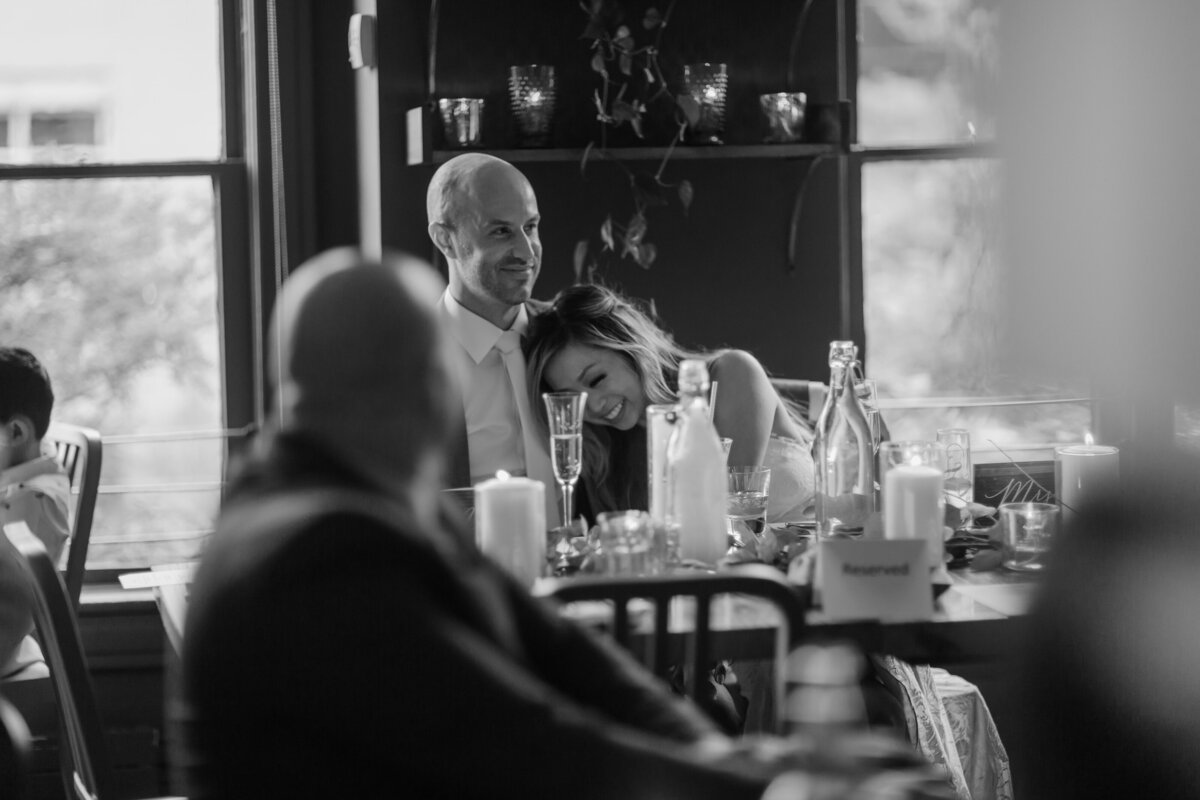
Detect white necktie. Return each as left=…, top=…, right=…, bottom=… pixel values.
left=495, top=331, right=558, bottom=526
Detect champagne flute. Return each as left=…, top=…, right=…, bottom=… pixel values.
left=543, top=391, right=587, bottom=527
left=937, top=427, right=974, bottom=530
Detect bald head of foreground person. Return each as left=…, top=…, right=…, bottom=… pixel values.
left=268, top=247, right=458, bottom=522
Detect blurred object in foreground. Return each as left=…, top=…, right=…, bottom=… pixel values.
left=1001, top=1, right=1200, bottom=411
left=1016, top=448, right=1200, bottom=799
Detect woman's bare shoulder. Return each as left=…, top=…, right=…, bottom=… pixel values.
left=709, top=349, right=768, bottom=381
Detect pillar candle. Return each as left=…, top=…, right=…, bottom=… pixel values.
left=475, top=472, right=545, bottom=589
left=1055, top=444, right=1120, bottom=526
left=883, top=464, right=944, bottom=571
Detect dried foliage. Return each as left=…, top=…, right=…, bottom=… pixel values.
left=574, top=0, right=695, bottom=281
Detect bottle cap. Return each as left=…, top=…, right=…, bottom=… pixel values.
left=828, top=340, right=858, bottom=366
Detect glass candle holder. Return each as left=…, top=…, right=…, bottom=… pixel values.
left=437, top=98, right=484, bottom=148
left=508, top=64, right=556, bottom=147
left=760, top=92, right=806, bottom=143
left=683, top=63, right=728, bottom=144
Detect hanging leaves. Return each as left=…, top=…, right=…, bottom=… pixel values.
left=573, top=239, right=590, bottom=284
left=678, top=179, right=694, bottom=214
left=611, top=99, right=644, bottom=138
left=626, top=212, right=647, bottom=246
left=599, top=215, right=615, bottom=251
left=636, top=243, right=657, bottom=269
left=632, top=172, right=667, bottom=207
left=580, top=141, right=594, bottom=176
left=577, top=0, right=692, bottom=277
left=676, top=94, right=700, bottom=127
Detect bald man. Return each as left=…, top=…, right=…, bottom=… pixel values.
left=176, top=249, right=803, bottom=799
left=426, top=154, right=561, bottom=523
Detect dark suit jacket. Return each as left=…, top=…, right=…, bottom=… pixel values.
left=177, top=432, right=774, bottom=799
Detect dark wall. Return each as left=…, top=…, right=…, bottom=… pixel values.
left=370, top=0, right=848, bottom=380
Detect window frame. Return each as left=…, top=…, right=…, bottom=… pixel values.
left=0, top=0, right=271, bottom=583
left=839, top=0, right=1093, bottom=451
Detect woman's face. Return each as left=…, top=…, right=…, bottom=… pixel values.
left=543, top=342, right=646, bottom=430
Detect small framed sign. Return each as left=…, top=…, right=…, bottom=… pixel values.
left=973, top=460, right=1056, bottom=507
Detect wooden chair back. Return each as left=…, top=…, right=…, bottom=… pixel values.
left=770, top=378, right=827, bottom=424
left=0, top=692, right=34, bottom=800
left=4, top=522, right=114, bottom=800
left=45, top=423, right=103, bottom=611
left=539, top=564, right=806, bottom=729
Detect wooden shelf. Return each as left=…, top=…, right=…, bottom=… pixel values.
left=406, top=105, right=836, bottom=165
left=415, top=143, right=836, bottom=166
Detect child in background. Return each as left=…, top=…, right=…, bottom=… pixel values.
left=0, top=347, right=70, bottom=678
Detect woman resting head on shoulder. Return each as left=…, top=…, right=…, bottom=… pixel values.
left=524, top=283, right=814, bottom=523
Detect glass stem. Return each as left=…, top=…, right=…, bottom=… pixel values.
left=560, top=483, right=575, bottom=528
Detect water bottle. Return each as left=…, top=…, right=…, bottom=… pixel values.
left=814, top=341, right=876, bottom=538
left=666, top=360, right=728, bottom=564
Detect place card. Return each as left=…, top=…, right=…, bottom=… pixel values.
left=817, top=538, right=934, bottom=622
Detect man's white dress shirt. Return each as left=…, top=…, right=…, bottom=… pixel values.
left=437, top=291, right=557, bottom=524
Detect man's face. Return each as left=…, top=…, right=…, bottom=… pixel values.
left=447, top=166, right=542, bottom=321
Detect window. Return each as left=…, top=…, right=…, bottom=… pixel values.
left=854, top=0, right=1088, bottom=460
left=30, top=111, right=97, bottom=147
left=0, top=0, right=256, bottom=572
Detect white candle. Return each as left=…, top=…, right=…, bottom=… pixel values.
left=883, top=464, right=944, bottom=571
left=1055, top=443, right=1120, bottom=525
left=475, top=473, right=545, bottom=589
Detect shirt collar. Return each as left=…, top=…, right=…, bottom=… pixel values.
left=440, top=290, right=529, bottom=365
left=0, top=455, right=60, bottom=491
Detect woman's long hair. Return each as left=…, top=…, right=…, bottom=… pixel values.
left=524, top=284, right=710, bottom=512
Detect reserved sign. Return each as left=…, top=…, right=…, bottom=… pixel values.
left=818, top=539, right=934, bottom=622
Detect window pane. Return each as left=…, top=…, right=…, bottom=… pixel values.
left=862, top=159, right=1089, bottom=457
left=0, top=177, right=222, bottom=568
left=0, top=0, right=220, bottom=164
left=858, top=0, right=999, bottom=146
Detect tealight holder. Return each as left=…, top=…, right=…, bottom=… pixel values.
left=683, top=62, right=728, bottom=144
left=437, top=98, right=484, bottom=148
left=760, top=91, right=806, bottom=143
left=508, top=64, right=556, bottom=147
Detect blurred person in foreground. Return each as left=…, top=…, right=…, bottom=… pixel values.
left=176, top=248, right=951, bottom=799
left=0, top=347, right=70, bottom=679
left=1014, top=448, right=1200, bottom=799
left=1001, top=4, right=1200, bottom=797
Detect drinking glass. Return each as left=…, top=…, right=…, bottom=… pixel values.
left=760, top=91, right=806, bottom=142
left=437, top=97, right=484, bottom=147
left=999, top=502, right=1059, bottom=571
left=508, top=64, right=556, bottom=146
left=937, top=428, right=973, bottom=505
left=682, top=63, right=728, bottom=144
left=727, top=466, right=771, bottom=546
left=596, top=510, right=658, bottom=576
left=543, top=391, right=586, bottom=527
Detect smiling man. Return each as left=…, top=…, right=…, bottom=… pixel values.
left=426, top=153, right=558, bottom=521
